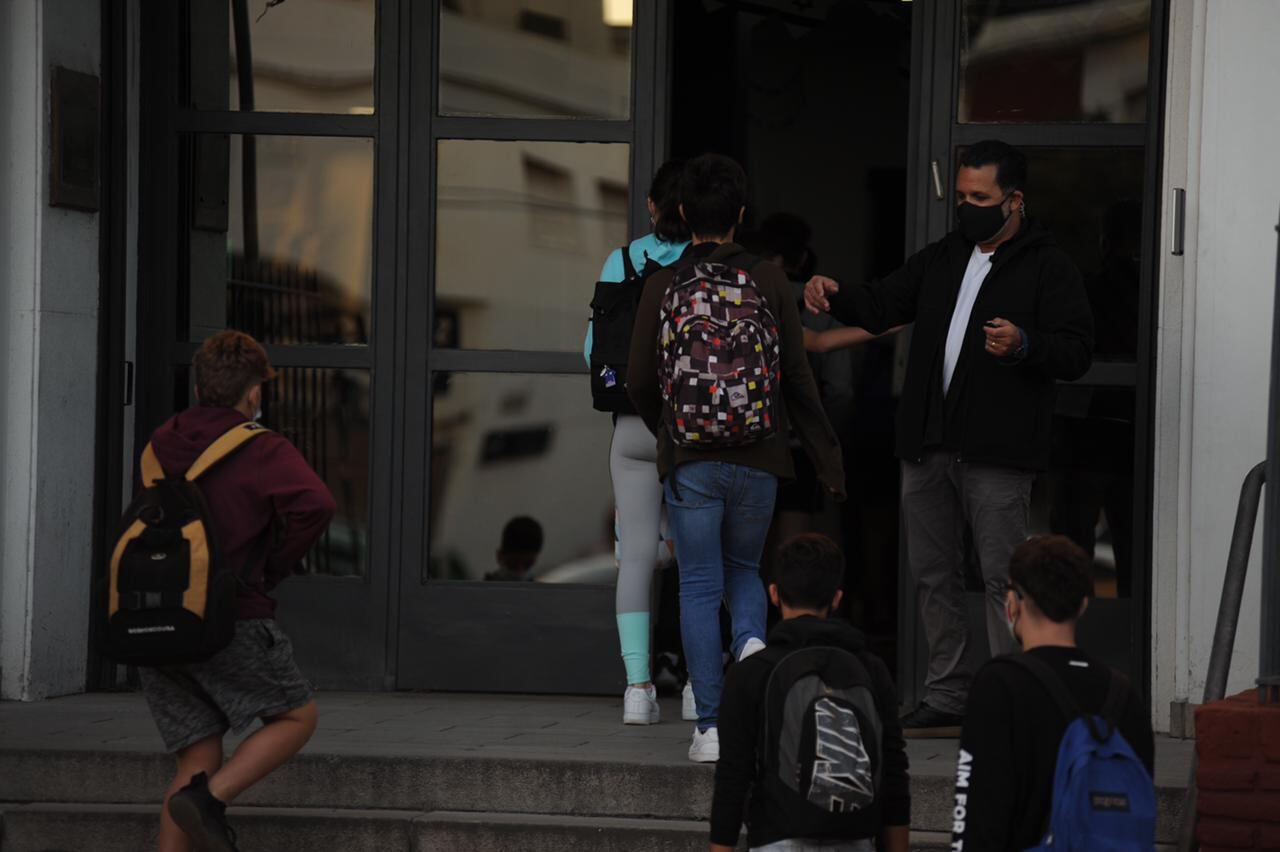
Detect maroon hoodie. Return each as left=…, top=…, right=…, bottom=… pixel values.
left=148, top=405, right=336, bottom=619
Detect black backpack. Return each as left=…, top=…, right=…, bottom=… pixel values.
left=101, top=421, right=269, bottom=667
left=756, top=645, right=885, bottom=839
left=589, top=245, right=664, bottom=414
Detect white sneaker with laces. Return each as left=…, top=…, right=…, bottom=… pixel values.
left=681, top=682, right=696, bottom=721
left=622, top=685, right=660, bottom=725
left=739, top=637, right=767, bottom=661
left=689, top=725, right=720, bottom=763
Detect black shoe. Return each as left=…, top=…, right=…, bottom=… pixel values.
left=167, top=771, right=240, bottom=852
left=900, top=703, right=964, bottom=739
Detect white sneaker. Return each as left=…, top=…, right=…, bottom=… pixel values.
left=622, top=685, right=660, bottom=725
left=682, top=682, right=697, bottom=721
left=739, top=637, right=767, bottom=661
left=689, top=725, right=720, bottom=763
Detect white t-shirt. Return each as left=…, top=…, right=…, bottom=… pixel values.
left=942, top=246, right=995, bottom=396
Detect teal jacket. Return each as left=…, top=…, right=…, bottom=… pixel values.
left=583, top=233, right=690, bottom=365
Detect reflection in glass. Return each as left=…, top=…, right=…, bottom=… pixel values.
left=435, top=140, right=630, bottom=351
left=439, top=1, right=632, bottom=119
left=187, top=134, right=373, bottom=345
left=1012, top=147, right=1145, bottom=598
left=188, top=0, right=375, bottom=114
left=428, top=373, right=615, bottom=582
left=264, top=368, right=371, bottom=577
left=960, top=0, right=1150, bottom=123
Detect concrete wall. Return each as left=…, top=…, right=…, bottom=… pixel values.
left=0, top=0, right=102, bottom=700
left=1153, top=0, right=1280, bottom=730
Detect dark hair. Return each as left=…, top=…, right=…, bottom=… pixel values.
left=193, top=330, right=276, bottom=408
left=500, top=516, right=543, bottom=554
left=755, top=212, right=816, bottom=280
left=958, top=140, right=1028, bottom=195
left=1008, top=535, right=1093, bottom=623
left=680, top=153, right=748, bottom=239
left=649, top=159, right=691, bottom=244
left=774, top=533, right=844, bottom=610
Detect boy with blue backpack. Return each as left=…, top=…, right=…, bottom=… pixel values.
left=951, top=535, right=1156, bottom=851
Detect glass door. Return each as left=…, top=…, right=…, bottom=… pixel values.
left=899, top=0, right=1168, bottom=705
left=136, top=0, right=397, bottom=688
left=394, top=1, right=666, bottom=693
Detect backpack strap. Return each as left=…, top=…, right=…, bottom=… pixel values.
left=140, top=443, right=165, bottom=487
left=619, top=244, right=638, bottom=280
left=1003, top=653, right=1082, bottom=720
left=1098, top=669, right=1131, bottom=731
left=184, top=422, right=271, bottom=482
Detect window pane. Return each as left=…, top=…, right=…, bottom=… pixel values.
left=439, top=1, right=632, bottom=119
left=429, top=373, right=615, bottom=582
left=1012, top=147, right=1145, bottom=598
left=265, top=368, right=371, bottom=577
left=187, top=135, right=373, bottom=345
left=188, top=0, right=376, bottom=114
left=435, top=140, right=630, bottom=351
left=959, top=0, right=1150, bottom=123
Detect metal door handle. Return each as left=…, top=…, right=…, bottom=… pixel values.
left=930, top=160, right=944, bottom=201
left=1172, top=189, right=1187, bottom=258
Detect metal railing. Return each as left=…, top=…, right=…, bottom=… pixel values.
left=1179, top=205, right=1280, bottom=852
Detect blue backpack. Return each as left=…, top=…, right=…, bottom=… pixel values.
left=1008, top=655, right=1156, bottom=852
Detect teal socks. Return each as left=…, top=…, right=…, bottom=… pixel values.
left=616, top=612, right=651, bottom=684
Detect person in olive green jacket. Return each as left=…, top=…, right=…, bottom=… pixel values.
left=627, top=153, right=844, bottom=763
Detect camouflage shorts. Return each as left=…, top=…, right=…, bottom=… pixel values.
left=139, top=618, right=314, bottom=753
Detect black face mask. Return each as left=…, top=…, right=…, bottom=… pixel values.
left=957, top=195, right=1012, bottom=243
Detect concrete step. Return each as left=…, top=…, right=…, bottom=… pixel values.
left=0, top=747, right=1187, bottom=843
left=0, top=802, right=954, bottom=852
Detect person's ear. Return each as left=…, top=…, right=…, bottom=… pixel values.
left=831, top=589, right=844, bottom=613
left=647, top=197, right=658, bottom=222
left=193, top=385, right=202, bottom=402
left=738, top=206, right=746, bottom=225
left=1005, top=589, right=1019, bottom=619
left=249, top=384, right=263, bottom=410
left=679, top=203, right=688, bottom=223
left=1078, top=596, right=1090, bottom=620
left=768, top=583, right=781, bottom=608
left=1009, top=190, right=1025, bottom=212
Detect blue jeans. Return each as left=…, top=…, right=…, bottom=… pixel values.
left=664, top=461, right=778, bottom=731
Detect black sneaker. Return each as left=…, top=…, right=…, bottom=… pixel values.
left=900, top=703, right=964, bottom=738
left=167, top=771, right=240, bottom=852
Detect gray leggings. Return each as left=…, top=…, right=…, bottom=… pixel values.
left=612, top=415, right=663, bottom=618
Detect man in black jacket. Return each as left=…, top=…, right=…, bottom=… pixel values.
left=804, top=141, right=1093, bottom=736
left=711, top=534, right=909, bottom=852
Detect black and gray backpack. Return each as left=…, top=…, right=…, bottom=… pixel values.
left=756, top=645, right=885, bottom=838
left=588, top=245, right=664, bottom=414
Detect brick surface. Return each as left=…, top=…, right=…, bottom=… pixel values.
left=1198, top=816, right=1256, bottom=848
left=1195, top=691, right=1280, bottom=849
left=1201, top=763, right=1260, bottom=792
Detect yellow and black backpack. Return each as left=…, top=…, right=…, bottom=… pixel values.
left=101, top=421, right=269, bottom=666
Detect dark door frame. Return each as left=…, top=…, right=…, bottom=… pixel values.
left=129, top=0, right=400, bottom=690
left=394, top=0, right=670, bottom=693
left=898, top=0, right=1171, bottom=707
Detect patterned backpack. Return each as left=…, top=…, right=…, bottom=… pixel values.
left=657, top=254, right=781, bottom=448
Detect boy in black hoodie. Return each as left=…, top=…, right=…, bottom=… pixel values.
left=711, top=534, right=910, bottom=852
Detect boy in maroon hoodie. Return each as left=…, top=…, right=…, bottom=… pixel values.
left=140, top=331, right=335, bottom=852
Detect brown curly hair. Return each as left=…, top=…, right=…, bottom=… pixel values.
left=193, top=331, right=276, bottom=408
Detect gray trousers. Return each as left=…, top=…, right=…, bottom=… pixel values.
left=901, top=450, right=1033, bottom=714
left=612, top=415, right=663, bottom=619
